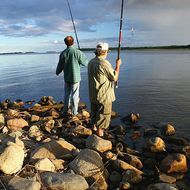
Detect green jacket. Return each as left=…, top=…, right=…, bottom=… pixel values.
left=88, top=56, right=118, bottom=104
left=56, top=46, right=88, bottom=83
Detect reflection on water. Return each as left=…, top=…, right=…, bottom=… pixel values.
left=0, top=50, right=190, bottom=137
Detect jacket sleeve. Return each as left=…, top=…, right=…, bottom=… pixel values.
left=56, top=52, right=64, bottom=75
left=102, top=60, right=118, bottom=82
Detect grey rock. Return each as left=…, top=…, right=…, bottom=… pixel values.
left=147, top=183, right=178, bottom=190
left=41, top=172, right=89, bottom=190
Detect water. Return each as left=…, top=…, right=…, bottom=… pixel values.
left=0, top=50, right=190, bottom=138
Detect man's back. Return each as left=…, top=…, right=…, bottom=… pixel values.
left=88, top=56, right=118, bottom=104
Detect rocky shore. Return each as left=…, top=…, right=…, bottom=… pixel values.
left=0, top=96, right=189, bottom=190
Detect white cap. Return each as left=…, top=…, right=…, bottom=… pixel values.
left=96, top=42, right=109, bottom=51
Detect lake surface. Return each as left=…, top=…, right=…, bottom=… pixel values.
left=0, top=50, right=190, bottom=138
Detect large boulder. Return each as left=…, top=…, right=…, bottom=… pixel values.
left=41, top=172, right=89, bottom=190
left=0, top=142, right=24, bottom=174
left=30, top=139, right=76, bottom=161
left=86, top=134, right=112, bottom=153
left=161, top=154, right=187, bottom=173
left=69, top=148, right=108, bottom=189
left=7, top=118, right=29, bottom=131
left=8, top=176, right=41, bottom=190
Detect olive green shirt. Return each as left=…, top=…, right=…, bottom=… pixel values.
left=88, top=56, right=118, bottom=104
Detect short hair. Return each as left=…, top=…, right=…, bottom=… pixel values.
left=94, top=49, right=107, bottom=56
left=64, top=36, right=74, bottom=46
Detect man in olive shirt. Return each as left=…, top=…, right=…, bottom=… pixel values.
left=88, top=42, right=121, bottom=136
left=56, top=36, right=88, bottom=116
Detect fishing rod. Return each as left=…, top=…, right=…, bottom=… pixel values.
left=116, top=0, right=124, bottom=88
left=66, top=0, right=80, bottom=49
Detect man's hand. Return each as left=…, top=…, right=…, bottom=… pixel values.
left=116, top=58, right=122, bottom=67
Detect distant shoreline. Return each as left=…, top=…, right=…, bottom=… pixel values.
left=1, top=45, right=190, bottom=55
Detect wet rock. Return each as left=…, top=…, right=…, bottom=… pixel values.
left=41, top=172, right=89, bottom=190
left=7, top=118, right=29, bottom=131
left=161, top=124, right=175, bottom=136
left=147, top=183, right=178, bottom=190
left=103, top=151, right=117, bottom=160
left=8, top=176, right=41, bottom=190
left=71, top=125, right=92, bottom=136
left=163, top=136, right=188, bottom=146
left=119, top=182, right=130, bottom=190
left=122, top=169, right=143, bottom=184
left=35, top=158, right=55, bottom=171
left=144, top=128, right=158, bottom=137
left=0, top=142, right=24, bottom=174
left=86, top=134, right=112, bottom=153
left=121, top=113, right=140, bottom=123
left=113, top=159, right=143, bottom=175
left=161, top=153, right=187, bottom=173
left=146, top=137, right=166, bottom=152
left=110, top=125, right=126, bottom=135
left=30, top=139, right=76, bottom=161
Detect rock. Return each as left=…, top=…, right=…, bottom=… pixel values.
left=161, top=153, right=187, bottom=173
left=113, top=159, right=143, bottom=175
left=29, top=125, right=43, bottom=139
left=50, top=159, right=65, bottom=170
left=109, top=171, right=122, bottom=186
left=147, top=137, right=166, bottom=152
left=69, top=148, right=104, bottom=178
left=81, top=109, right=90, bottom=118
left=121, top=113, right=140, bottom=123
left=144, top=128, right=158, bottom=137
left=69, top=148, right=108, bottom=189
left=124, top=154, right=143, bottom=169
left=0, top=113, right=5, bottom=125
left=43, top=119, right=55, bottom=133
left=71, top=125, right=92, bottom=136
left=164, top=136, right=188, bottom=146
left=30, top=139, right=76, bottom=162
left=35, top=158, right=55, bottom=171
left=159, top=173, right=176, bottom=184
left=7, top=118, right=29, bottom=131
left=8, top=176, right=41, bottom=190
left=122, top=169, right=142, bottom=184
left=147, top=183, right=178, bottom=190
left=86, top=134, right=112, bottom=153
left=49, top=109, right=60, bottom=118
left=31, top=115, right=40, bottom=122
left=41, top=172, right=89, bottom=190
left=161, top=124, right=175, bottom=136
left=0, top=142, right=24, bottom=174
left=103, top=151, right=117, bottom=160
left=7, top=109, right=20, bottom=117
left=119, top=182, right=131, bottom=190
left=111, top=110, right=118, bottom=118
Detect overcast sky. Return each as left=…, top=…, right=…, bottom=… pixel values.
left=0, top=0, right=190, bottom=52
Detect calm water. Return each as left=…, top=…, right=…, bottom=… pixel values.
left=0, top=50, right=190, bottom=138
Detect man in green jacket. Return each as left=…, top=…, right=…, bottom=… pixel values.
left=88, top=42, right=121, bottom=136
left=56, top=36, right=88, bottom=116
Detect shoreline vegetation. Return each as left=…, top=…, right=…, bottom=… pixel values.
left=1, top=45, right=190, bottom=55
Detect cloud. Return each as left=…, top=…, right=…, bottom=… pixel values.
left=0, top=0, right=190, bottom=46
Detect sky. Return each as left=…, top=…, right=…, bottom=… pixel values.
left=0, top=0, right=190, bottom=53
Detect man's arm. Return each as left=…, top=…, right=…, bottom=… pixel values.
left=56, top=52, right=64, bottom=75
left=78, top=51, right=88, bottom=66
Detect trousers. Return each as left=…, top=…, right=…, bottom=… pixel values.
left=63, top=82, right=80, bottom=115
left=90, top=102, right=112, bottom=129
